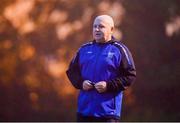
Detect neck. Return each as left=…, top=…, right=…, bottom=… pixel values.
left=96, top=36, right=112, bottom=43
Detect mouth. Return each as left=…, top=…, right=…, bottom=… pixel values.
left=95, top=33, right=101, bottom=36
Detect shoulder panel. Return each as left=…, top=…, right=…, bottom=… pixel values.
left=112, top=41, right=133, bottom=65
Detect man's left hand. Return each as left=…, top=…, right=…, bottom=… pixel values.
left=95, top=81, right=107, bottom=93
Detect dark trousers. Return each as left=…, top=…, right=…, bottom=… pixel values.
left=77, top=113, right=120, bottom=122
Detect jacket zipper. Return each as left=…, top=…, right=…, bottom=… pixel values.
left=93, top=44, right=103, bottom=83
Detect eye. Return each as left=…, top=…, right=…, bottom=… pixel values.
left=93, top=25, right=105, bottom=29
left=93, top=25, right=97, bottom=28
left=99, top=25, right=105, bottom=28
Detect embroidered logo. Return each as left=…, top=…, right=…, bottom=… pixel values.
left=87, top=51, right=92, bottom=54
left=107, top=52, right=114, bottom=58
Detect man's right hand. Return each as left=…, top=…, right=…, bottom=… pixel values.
left=83, top=80, right=94, bottom=91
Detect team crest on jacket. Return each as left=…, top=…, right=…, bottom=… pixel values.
left=107, top=52, right=114, bottom=59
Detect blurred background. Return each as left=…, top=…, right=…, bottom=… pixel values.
left=0, top=0, right=180, bottom=121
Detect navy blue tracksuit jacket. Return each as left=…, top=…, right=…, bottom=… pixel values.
left=66, top=39, right=136, bottom=119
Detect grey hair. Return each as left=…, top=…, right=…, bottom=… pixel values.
left=95, top=15, right=114, bottom=28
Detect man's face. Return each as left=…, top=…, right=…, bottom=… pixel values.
left=93, top=18, right=113, bottom=43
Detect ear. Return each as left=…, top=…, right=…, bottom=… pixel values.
left=111, top=27, right=114, bottom=31
left=110, top=27, right=114, bottom=34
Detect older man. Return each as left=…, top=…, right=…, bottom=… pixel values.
left=66, top=15, right=136, bottom=122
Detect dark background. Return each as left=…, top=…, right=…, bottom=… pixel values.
left=0, top=0, right=180, bottom=121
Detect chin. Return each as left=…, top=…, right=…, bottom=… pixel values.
left=96, top=39, right=106, bottom=43
left=94, top=37, right=102, bottom=41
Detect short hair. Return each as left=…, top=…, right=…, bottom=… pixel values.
left=94, top=15, right=114, bottom=28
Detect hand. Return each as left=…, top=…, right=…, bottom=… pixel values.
left=95, top=81, right=107, bottom=93
left=83, top=80, right=94, bottom=91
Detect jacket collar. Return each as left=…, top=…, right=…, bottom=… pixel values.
left=92, top=36, right=117, bottom=45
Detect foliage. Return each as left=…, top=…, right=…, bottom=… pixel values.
left=0, top=0, right=180, bottom=121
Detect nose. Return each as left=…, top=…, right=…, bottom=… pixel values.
left=94, top=26, right=99, bottom=31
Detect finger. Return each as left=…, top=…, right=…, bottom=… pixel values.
left=96, top=87, right=102, bottom=92
left=83, top=83, right=90, bottom=90
left=94, top=85, right=99, bottom=90
left=85, top=82, right=92, bottom=87
left=86, top=84, right=92, bottom=89
left=84, top=84, right=93, bottom=90
left=95, top=84, right=104, bottom=90
left=95, top=84, right=101, bottom=88
left=97, top=89, right=103, bottom=93
left=95, top=82, right=101, bottom=86
left=95, top=85, right=103, bottom=89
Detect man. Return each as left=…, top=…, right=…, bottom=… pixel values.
left=66, top=15, right=136, bottom=122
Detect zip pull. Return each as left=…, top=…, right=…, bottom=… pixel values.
left=88, top=80, right=95, bottom=87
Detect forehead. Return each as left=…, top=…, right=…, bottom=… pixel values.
left=93, top=15, right=114, bottom=27
left=93, top=18, right=111, bottom=26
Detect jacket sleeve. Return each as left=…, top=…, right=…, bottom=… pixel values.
left=66, top=51, right=84, bottom=89
left=107, top=43, right=136, bottom=92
